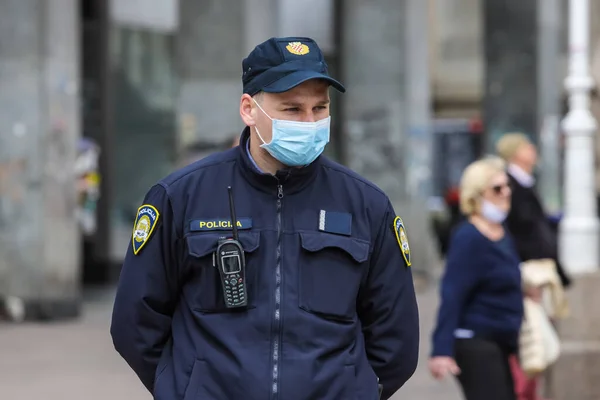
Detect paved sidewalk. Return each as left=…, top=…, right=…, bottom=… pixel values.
left=0, top=283, right=462, bottom=400
left=393, top=281, right=462, bottom=400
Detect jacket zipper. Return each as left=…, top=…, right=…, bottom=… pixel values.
left=271, top=184, right=284, bottom=399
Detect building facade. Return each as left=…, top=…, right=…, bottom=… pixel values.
left=0, top=0, right=435, bottom=316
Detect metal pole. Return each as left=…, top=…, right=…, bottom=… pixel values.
left=559, top=0, right=600, bottom=274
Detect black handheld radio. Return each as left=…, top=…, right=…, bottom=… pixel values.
left=215, top=186, right=247, bottom=308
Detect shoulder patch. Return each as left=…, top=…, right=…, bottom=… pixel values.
left=132, top=205, right=160, bottom=255
left=393, top=216, right=411, bottom=267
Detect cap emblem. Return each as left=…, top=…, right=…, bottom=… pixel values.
left=286, top=42, right=310, bottom=56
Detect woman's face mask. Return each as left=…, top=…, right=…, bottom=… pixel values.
left=480, top=174, right=512, bottom=223
left=481, top=199, right=508, bottom=223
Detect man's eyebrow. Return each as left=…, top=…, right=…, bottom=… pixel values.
left=279, top=99, right=330, bottom=107
left=280, top=101, right=302, bottom=107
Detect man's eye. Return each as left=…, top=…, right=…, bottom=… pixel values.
left=284, top=108, right=299, bottom=112
left=314, top=106, right=327, bottom=111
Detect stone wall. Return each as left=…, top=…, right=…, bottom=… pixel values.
left=0, top=0, right=80, bottom=317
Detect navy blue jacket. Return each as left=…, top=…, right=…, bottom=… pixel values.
left=431, top=221, right=524, bottom=357
left=110, top=128, right=419, bottom=400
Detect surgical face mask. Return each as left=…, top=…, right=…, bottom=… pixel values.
left=481, top=199, right=508, bottom=223
left=253, top=99, right=330, bottom=167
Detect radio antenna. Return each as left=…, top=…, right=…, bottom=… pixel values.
left=227, top=186, right=239, bottom=241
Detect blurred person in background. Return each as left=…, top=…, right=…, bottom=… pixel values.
left=496, top=134, right=561, bottom=400
left=111, top=36, right=418, bottom=400
left=429, top=156, right=524, bottom=400
left=496, top=133, right=570, bottom=289
left=75, top=137, right=101, bottom=237
left=442, top=186, right=463, bottom=254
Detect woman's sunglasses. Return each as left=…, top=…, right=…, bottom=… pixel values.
left=490, top=183, right=510, bottom=195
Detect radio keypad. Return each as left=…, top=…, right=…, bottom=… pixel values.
left=224, top=273, right=245, bottom=306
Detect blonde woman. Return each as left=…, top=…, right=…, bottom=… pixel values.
left=429, top=157, right=524, bottom=400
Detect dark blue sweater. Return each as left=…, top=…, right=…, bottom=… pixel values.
left=431, top=221, right=524, bottom=357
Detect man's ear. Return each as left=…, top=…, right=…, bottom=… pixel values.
left=240, top=94, right=256, bottom=126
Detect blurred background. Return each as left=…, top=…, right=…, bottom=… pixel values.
left=0, top=0, right=599, bottom=399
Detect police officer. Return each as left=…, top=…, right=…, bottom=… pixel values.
left=111, top=36, right=419, bottom=400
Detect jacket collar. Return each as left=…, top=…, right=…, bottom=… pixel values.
left=237, top=127, right=320, bottom=196
left=507, top=163, right=535, bottom=188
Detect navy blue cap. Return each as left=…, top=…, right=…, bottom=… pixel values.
left=242, top=37, right=346, bottom=96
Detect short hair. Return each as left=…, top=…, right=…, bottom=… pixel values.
left=459, top=156, right=507, bottom=215
left=252, top=91, right=264, bottom=103
left=496, top=132, right=531, bottom=161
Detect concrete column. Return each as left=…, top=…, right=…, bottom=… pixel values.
left=405, top=0, right=434, bottom=201
left=559, top=0, right=600, bottom=275
left=176, top=0, right=279, bottom=155
left=591, top=0, right=600, bottom=195
left=0, top=0, right=81, bottom=320
left=548, top=0, right=600, bottom=397
left=340, top=0, right=439, bottom=281
left=404, top=0, right=440, bottom=278
left=341, top=0, right=407, bottom=203
left=245, top=0, right=280, bottom=55
left=483, top=0, right=538, bottom=150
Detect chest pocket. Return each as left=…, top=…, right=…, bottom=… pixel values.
left=298, top=232, right=370, bottom=321
left=184, top=231, right=261, bottom=312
